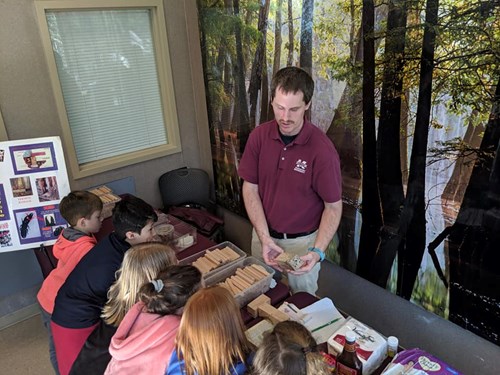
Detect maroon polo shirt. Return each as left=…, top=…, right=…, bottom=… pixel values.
left=238, top=119, right=341, bottom=234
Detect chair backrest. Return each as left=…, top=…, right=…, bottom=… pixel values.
left=158, top=168, right=211, bottom=210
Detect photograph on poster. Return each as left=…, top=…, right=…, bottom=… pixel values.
left=1, top=137, right=71, bottom=250
left=36, top=176, right=60, bottom=202
left=52, top=224, right=67, bottom=238
left=0, top=184, right=10, bottom=221
left=0, top=223, right=12, bottom=247
left=9, top=142, right=58, bottom=175
left=14, top=210, right=41, bottom=242
left=14, top=204, right=68, bottom=244
left=44, top=213, right=56, bottom=226
left=10, top=177, right=33, bottom=198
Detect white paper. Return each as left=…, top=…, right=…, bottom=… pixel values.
left=290, top=297, right=346, bottom=343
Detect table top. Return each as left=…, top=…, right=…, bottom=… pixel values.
left=276, top=292, right=395, bottom=375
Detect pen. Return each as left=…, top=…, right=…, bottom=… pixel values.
left=310, top=317, right=342, bottom=333
left=285, top=302, right=299, bottom=313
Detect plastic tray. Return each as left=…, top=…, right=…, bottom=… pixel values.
left=204, top=256, right=275, bottom=307
left=179, top=241, right=247, bottom=279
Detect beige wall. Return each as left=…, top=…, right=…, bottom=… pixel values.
left=0, top=0, right=212, bottom=209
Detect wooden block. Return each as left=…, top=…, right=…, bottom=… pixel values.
left=205, top=251, right=222, bottom=265
left=236, top=268, right=255, bottom=284
left=246, top=294, right=271, bottom=318
left=195, top=257, right=211, bottom=273
left=230, top=275, right=248, bottom=291
left=192, top=259, right=207, bottom=274
left=227, top=278, right=243, bottom=295
left=258, top=303, right=289, bottom=324
left=222, top=246, right=240, bottom=260
left=216, top=249, right=232, bottom=262
left=250, top=264, right=269, bottom=277
left=215, top=249, right=230, bottom=262
left=233, top=274, right=251, bottom=289
left=210, top=249, right=224, bottom=262
left=240, top=268, right=257, bottom=283
left=244, top=266, right=264, bottom=280
left=275, top=252, right=304, bottom=271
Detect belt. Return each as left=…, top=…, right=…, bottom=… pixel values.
left=269, top=228, right=317, bottom=240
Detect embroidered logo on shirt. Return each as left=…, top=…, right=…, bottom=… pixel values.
left=294, top=159, right=307, bottom=174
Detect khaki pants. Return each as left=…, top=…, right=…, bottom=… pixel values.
left=251, top=229, right=320, bottom=295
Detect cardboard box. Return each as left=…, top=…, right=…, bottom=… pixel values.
left=327, top=317, right=388, bottom=375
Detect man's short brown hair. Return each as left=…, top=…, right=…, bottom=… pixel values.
left=271, top=66, right=315, bottom=105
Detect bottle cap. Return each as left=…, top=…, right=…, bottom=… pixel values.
left=387, top=336, right=399, bottom=347
left=345, top=330, right=356, bottom=343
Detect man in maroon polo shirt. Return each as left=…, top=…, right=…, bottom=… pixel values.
left=238, top=67, right=342, bottom=294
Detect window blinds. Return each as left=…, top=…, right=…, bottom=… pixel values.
left=46, top=9, right=168, bottom=164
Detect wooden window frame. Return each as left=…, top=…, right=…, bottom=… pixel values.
left=35, top=0, right=181, bottom=178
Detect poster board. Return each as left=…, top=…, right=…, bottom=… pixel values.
left=0, top=136, right=71, bottom=252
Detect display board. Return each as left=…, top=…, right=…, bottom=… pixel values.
left=0, top=137, right=70, bottom=252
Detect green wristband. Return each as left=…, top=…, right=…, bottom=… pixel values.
left=308, top=247, right=325, bottom=262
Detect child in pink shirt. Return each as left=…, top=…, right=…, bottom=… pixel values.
left=105, top=265, right=202, bottom=375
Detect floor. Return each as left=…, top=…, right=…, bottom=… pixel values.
left=0, top=314, right=54, bottom=375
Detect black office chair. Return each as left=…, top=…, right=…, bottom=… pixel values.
left=158, top=167, right=223, bottom=240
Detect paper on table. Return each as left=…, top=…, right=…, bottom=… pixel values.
left=300, top=297, right=346, bottom=343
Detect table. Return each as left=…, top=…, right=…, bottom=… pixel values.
left=253, top=292, right=396, bottom=375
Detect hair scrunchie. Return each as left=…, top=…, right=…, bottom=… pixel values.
left=151, top=279, right=164, bottom=292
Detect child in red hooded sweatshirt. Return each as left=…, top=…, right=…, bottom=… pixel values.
left=37, top=191, right=103, bottom=374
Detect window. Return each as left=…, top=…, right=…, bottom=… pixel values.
left=36, top=0, right=181, bottom=178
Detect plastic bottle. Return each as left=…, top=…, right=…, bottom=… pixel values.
left=335, top=330, right=363, bottom=375
left=387, top=336, right=399, bottom=358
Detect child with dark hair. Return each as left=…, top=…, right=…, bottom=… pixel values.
left=37, top=190, right=103, bottom=375
left=51, top=195, right=157, bottom=375
left=251, top=320, right=330, bottom=375
left=105, top=265, right=202, bottom=375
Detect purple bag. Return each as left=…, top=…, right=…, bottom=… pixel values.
left=381, top=348, right=462, bottom=375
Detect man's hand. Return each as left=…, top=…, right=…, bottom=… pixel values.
left=289, top=250, right=321, bottom=275
left=261, top=240, right=284, bottom=268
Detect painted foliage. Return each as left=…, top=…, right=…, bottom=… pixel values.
left=196, top=0, right=500, bottom=344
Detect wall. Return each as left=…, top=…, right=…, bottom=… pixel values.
left=0, top=0, right=211, bottom=323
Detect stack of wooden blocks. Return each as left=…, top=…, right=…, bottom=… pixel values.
left=218, top=264, right=270, bottom=296
left=88, top=185, right=121, bottom=218
left=192, top=246, right=240, bottom=274
left=246, top=294, right=289, bottom=324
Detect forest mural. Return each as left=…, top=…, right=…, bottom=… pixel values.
left=196, top=0, right=500, bottom=344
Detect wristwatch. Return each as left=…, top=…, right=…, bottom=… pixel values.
left=308, top=247, right=325, bottom=262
